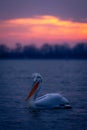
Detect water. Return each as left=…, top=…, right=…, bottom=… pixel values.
left=0, top=60, right=87, bottom=130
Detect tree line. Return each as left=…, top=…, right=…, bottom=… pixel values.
left=0, top=43, right=87, bottom=59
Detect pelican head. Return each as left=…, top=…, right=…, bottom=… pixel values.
left=25, top=73, right=43, bottom=101
left=32, top=73, right=43, bottom=83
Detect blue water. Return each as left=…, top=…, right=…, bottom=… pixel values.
left=0, top=60, right=87, bottom=130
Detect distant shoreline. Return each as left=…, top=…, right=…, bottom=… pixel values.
left=0, top=43, right=87, bottom=59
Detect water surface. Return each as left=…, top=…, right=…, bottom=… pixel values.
left=0, top=60, right=87, bottom=130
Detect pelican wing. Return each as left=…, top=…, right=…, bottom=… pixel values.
left=35, top=93, right=68, bottom=109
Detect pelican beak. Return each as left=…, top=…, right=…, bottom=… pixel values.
left=25, top=81, right=39, bottom=101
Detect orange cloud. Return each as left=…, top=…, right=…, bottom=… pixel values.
left=0, top=15, right=87, bottom=46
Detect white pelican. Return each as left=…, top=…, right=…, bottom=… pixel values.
left=25, top=73, right=72, bottom=109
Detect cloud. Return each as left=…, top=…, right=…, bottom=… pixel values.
left=0, top=0, right=87, bottom=23
left=0, top=15, right=87, bottom=46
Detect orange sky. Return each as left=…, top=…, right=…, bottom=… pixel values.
left=0, top=15, right=87, bottom=47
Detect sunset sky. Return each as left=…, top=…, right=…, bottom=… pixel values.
left=0, top=0, right=87, bottom=47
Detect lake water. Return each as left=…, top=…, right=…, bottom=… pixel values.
left=0, top=60, right=87, bottom=130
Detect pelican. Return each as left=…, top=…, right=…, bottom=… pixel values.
left=25, top=73, right=72, bottom=109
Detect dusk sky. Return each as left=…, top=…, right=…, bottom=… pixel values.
left=0, top=0, right=87, bottom=47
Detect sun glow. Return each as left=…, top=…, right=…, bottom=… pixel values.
left=0, top=15, right=87, bottom=46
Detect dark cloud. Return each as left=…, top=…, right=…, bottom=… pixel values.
left=0, top=0, right=87, bottom=22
